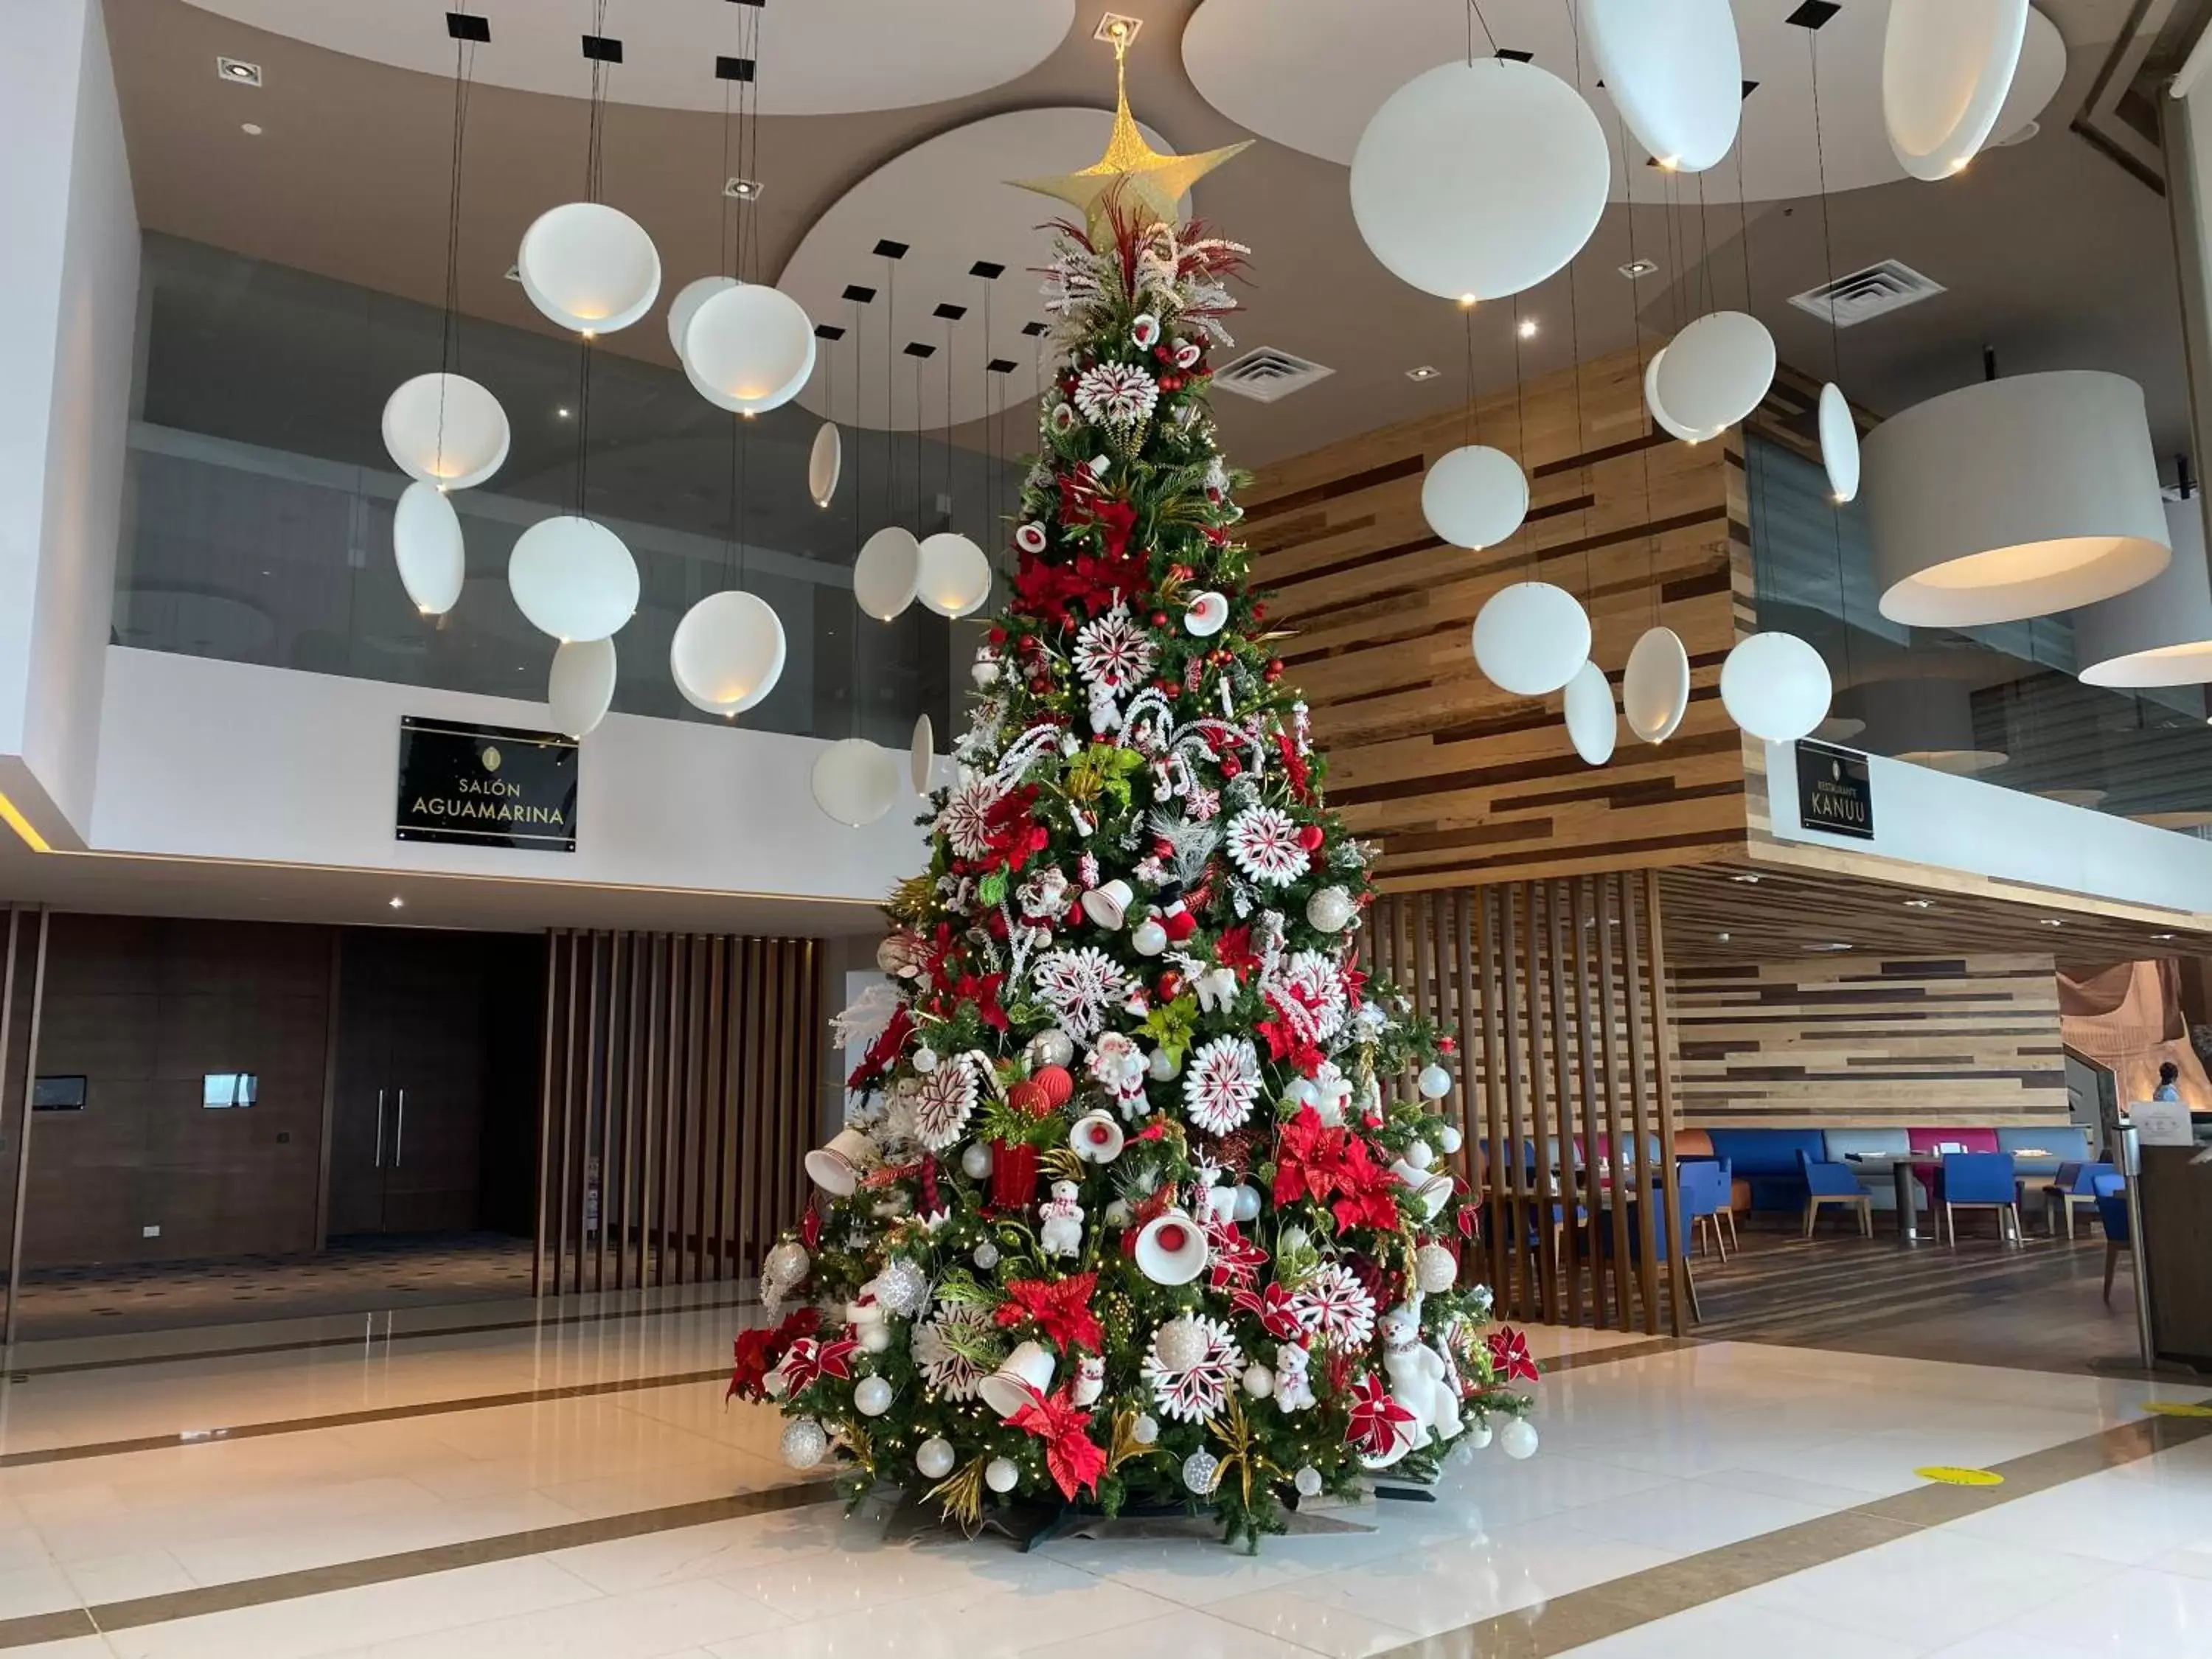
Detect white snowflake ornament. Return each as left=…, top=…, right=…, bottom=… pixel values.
left=1227, top=806, right=1311, bottom=887
left=1183, top=1034, right=1262, bottom=1135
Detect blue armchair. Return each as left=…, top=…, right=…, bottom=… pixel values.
left=1680, top=1160, right=1735, bottom=1259
left=2094, top=1172, right=2132, bottom=1304
left=2041, top=1161, right=2112, bottom=1241
left=1940, top=1152, right=2020, bottom=1245
left=1795, top=1148, right=1872, bottom=1239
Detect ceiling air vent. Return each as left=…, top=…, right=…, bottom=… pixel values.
left=1214, top=347, right=1335, bottom=404
left=1787, top=260, right=1947, bottom=329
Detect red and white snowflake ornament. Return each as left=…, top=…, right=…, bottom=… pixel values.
left=1290, top=1262, right=1377, bottom=1349
left=1227, top=806, right=1311, bottom=887
left=1074, top=605, right=1158, bottom=695
left=1074, top=363, right=1159, bottom=428
left=909, top=1057, right=978, bottom=1152
left=936, top=773, right=1005, bottom=861
left=1141, top=1314, right=1243, bottom=1422
left=1030, top=948, right=1134, bottom=1043
left=1183, top=1034, right=1262, bottom=1135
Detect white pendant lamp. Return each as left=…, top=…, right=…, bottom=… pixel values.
left=517, top=202, right=662, bottom=335
left=855, top=527, right=922, bottom=622
left=1563, top=660, right=1618, bottom=765
left=392, top=481, right=466, bottom=616
left=508, top=516, right=640, bottom=643
left=1422, top=446, right=1529, bottom=550
left=548, top=637, right=618, bottom=739
left=1624, top=626, right=1693, bottom=743
left=381, top=374, right=511, bottom=490
left=670, top=590, right=787, bottom=716
left=910, top=714, right=935, bottom=793
left=1818, top=383, right=1861, bottom=504
left=1720, top=632, right=1833, bottom=743
left=1349, top=58, right=1610, bottom=304
left=1579, top=0, right=1742, bottom=174
left=812, top=739, right=902, bottom=827
left=685, top=284, right=817, bottom=415
left=667, top=274, right=736, bottom=360
left=1857, top=677, right=2007, bottom=774
left=1655, top=313, right=1775, bottom=437
left=810, top=422, right=842, bottom=509
left=1864, top=370, right=2169, bottom=627
left=917, top=532, right=992, bottom=619
left=1883, top=0, right=2031, bottom=181
left=2076, top=499, right=2212, bottom=688
left=1644, top=350, right=1717, bottom=445
left=1472, top=583, right=1592, bottom=698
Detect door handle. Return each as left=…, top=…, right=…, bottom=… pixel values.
left=394, top=1089, right=406, bottom=1168
left=375, top=1089, right=385, bottom=1168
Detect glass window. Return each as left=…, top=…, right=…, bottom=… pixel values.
left=201, top=1073, right=257, bottom=1109
left=31, top=1077, right=86, bottom=1113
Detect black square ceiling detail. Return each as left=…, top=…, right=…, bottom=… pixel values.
left=580, top=33, right=622, bottom=62
left=933, top=302, right=967, bottom=321
left=446, top=13, right=490, bottom=42
left=1786, top=1, right=1840, bottom=29
left=1495, top=48, right=1534, bottom=63
left=814, top=323, right=846, bottom=341
left=986, top=358, right=1019, bottom=375
left=842, top=283, right=877, bottom=304
left=970, top=260, right=1006, bottom=279
left=874, top=239, right=910, bottom=260
left=1020, top=320, right=1048, bottom=337
left=1742, top=79, right=1760, bottom=98
left=903, top=341, right=936, bottom=358
left=716, top=55, right=755, bottom=82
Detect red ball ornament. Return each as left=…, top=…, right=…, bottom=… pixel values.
left=1158, top=969, right=1185, bottom=1001
left=1006, top=1079, right=1047, bottom=1116
left=1297, top=824, right=1325, bottom=852
left=1220, top=757, right=1242, bottom=779
left=1032, top=1065, right=1074, bottom=1108
left=1251, top=603, right=1268, bottom=623
left=1265, top=661, right=1284, bottom=683
left=988, top=627, right=1007, bottom=645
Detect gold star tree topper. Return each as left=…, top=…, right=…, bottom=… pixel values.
left=1012, top=22, right=1248, bottom=242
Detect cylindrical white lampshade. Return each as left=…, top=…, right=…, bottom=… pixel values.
left=1856, top=676, right=2007, bottom=773
left=855, top=527, right=922, bottom=622
left=1624, top=626, right=1692, bottom=742
left=917, top=533, right=992, bottom=619
left=1865, top=370, right=2169, bottom=627
left=1563, top=659, right=1618, bottom=765
left=1655, top=313, right=1775, bottom=437
left=517, top=202, right=662, bottom=335
left=1472, top=582, right=1591, bottom=698
left=381, top=374, right=510, bottom=490
left=1720, top=631, right=1833, bottom=742
left=392, top=481, right=466, bottom=616
left=812, top=739, right=901, bottom=827
left=1422, top=445, right=1529, bottom=549
left=810, top=422, right=842, bottom=509
left=684, top=284, right=816, bottom=414
left=1349, top=59, right=1610, bottom=303
left=670, top=590, right=787, bottom=716
left=2076, top=498, right=2212, bottom=687
left=667, top=275, right=736, bottom=361
left=548, top=637, right=617, bottom=739
left=1883, top=0, right=2030, bottom=181
left=1579, top=0, right=1743, bottom=173
left=507, top=516, right=640, bottom=643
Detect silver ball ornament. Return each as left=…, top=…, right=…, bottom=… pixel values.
left=1132, top=1413, right=1160, bottom=1445
left=912, top=1046, right=939, bottom=1074
left=1182, top=1450, right=1220, bottom=1495
left=874, top=1259, right=930, bottom=1318
left=762, top=1239, right=810, bottom=1288
left=1307, top=885, right=1355, bottom=933
left=853, top=1376, right=894, bottom=1417
left=1232, top=1183, right=1262, bottom=1223
left=780, top=1419, right=828, bottom=1470
left=985, top=1457, right=1020, bottom=1494
left=1294, top=1465, right=1324, bottom=1498
left=1500, top=1417, right=1539, bottom=1461
left=959, top=1141, right=992, bottom=1180
left=1028, top=1029, right=1074, bottom=1068
left=916, top=1436, right=956, bottom=1479
left=973, top=1240, right=1001, bottom=1270
left=1404, top=1139, right=1435, bottom=1170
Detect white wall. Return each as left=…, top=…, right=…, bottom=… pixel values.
left=0, top=0, right=137, bottom=844
left=1765, top=740, right=2212, bottom=915
left=93, top=648, right=930, bottom=905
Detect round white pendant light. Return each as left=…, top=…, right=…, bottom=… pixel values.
left=910, top=714, right=935, bottom=793
left=1644, top=350, right=1717, bottom=445
left=1422, top=445, right=1529, bottom=550
left=670, top=590, right=787, bottom=716
left=508, top=516, right=640, bottom=643
left=1818, top=383, right=1861, bottom=504
left=1349, top=58, right=1610, bottom=303
left=667, top=274, right=736, bottom=360
left=1579, top=0, right=1743, bottom=174
left=1624, top=626, right=1692, bottom=743
left=810, top=422, right=842, bottom=509
left=2076, top=499, right=2212, bottom=688
left=1720, top=632, right=1833, bottom=742
left=812, top=739, right=902, bottom=827
left=1472, top=583, right=1592, bottom=698
left=1864, top=370, right=2169, bottom=627
left=548, top=636, right=618, bottom=739
left=1655, top=313, right=1775, bottom=437
left=685, top=283, right=817, bottom=414
left=517, top=202, right=662, bottom=335
left=380, top=373, right=510, bottom=490
left=855, top=527, right=922, bottom=622
left=1563, top=660, right=1618, bottom=765
left=392, top=480, right=466, bottom=616
left=1882, top=0, right=2030, bottom=181
left=917, top=532, right=992, bottom=619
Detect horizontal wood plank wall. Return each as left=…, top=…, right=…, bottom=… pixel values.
left=535, top=931, right=820, bottom=1298
left=1669, top=953, right=2070, bottom=1128
left=1248, top=347, right=1749, bottom=891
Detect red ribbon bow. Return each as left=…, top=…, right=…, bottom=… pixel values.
left=1008, top=1383, right=1109, bottom=1501
left=1486, top=1326, right=1540, bottom=1385
left=993, top=1273, right=1104, bottom=1355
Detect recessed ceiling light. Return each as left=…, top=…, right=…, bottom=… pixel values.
left=1405, top=365, right=1441, bottom=382
left=1620, top=257, right=1660, bottom=279
left=2040, top=918, right=2065, bottom=927
left=1517, top=317, right=1539, bottom=339
left=218, top=56, right=262, bottom=86
left=1716, top=931, right=1731, bottom=942
left=1093, top=12, right=1143, bottom=45
left=389, top=896, right=405, bottom=909
left=556, top=406, right=572, bottom=419
left=1902, top=897, right=1935, bottom=909
left=240, top=122, right=262, bottom=136
left=723, top=177, right=764, bottom=201
left=1730, top=873, right=1761, bottom=884
left=2153, top=932, right=2177, bottom=941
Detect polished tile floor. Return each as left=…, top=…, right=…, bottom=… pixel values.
left=0, top=1284, right=2200, bottom=1657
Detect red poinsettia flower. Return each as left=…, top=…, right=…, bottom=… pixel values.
left=1214, top=925, right=1259, bottom=979
left=1008, top=1382, right=1108, bottom=1501
left=1231, top=1280, right=1304, bottom=1341
left=776, top=1331, right=860, bottom=1394
left=1345, top=1372, right=1416, bottom=1459
left=1273, top=1107, right=1404, bottom=1234
left=947, top=970, right=1010, bottom=1033
left=846, top=1006, right=914, bottom=1093
left=993, top=1273, right=1104, bottom=1354
left=1205, top=1220, right=1268, bottom=1290
left=727, top=1307, right=820, bottom=1402
left=1487, top=1326, right=1540, bottom=1385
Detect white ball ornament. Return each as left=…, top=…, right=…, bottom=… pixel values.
left=1155, top=1316, right=1208, bottom=1373
left=1133, top=1413, right=1160, bottom=1445
left=1307, top=886, right=1356, bottom=933
left=916, top=1436, right=956, bottom=1480
left=780, top=1419, right=829, bottom=1470
left=509, top=516, right=639, bottom=644
left=985, top=1457, right=1020, bottom=1495
left=1149, top=1048, right=1180, bottom=1082
left=1473, top=583, right=1591, bottom=698
left=1720, top=632, right=1833, bottom=744
left=1182, top=1450, right=1221, bottom=1495
left=1416, top=1242, right=1460, bottom=1295
left=973, top=1239, right=1001, bottom=1270
left=1465, top=1418, right=1495, bottom=1450
left=1418, top=1065, right=1453, bottom=1101
left=1500, top=1417, right=1540, bottom=1461
left=1295, top=1465, right=1324, bottom=1499
left=1405, top=1140, right=1436, bottom=1170
left=1233, top=1183, right=1262, bottom=1223
left=1242, top=1363, right=1276, bottom=1399
left=1437, top=1124, right=1465, bottom=1157
left=1130, top=917, right=1169, bottom=957
left=858, top=1323, right=893, bottom=1355
left=853, top=1377, right=894, bottom=1417
left=912, top=1047, right=939, bottom=1074
left=961, top=1143, right=993, bottom=1180
left=1422, top=445, right=1530, bottom=550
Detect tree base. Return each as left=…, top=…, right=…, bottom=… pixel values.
left=877, top=1490, right=1376, bottom=1552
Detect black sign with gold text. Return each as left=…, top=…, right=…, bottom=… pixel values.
left=1796, top=738, right=1874, bottom=841
left=396, top=717, right=577, bottom=852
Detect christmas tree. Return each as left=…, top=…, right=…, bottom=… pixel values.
left=731, top=69, right=1534, bottom=1551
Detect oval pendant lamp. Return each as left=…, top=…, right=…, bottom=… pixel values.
left=1883, top=0, right=2031, bottom=181
left=1563, top=660, right=1618, bottom=765
left=1864, top=370, right=2169, bottom=627
left=910, top=714, right=936, bottom=793
left=392, top=481, right=467, bottom=616
left=1423, top=445, right=1529, bottom=550
left=855, top=526, right=922, bottom=622
left=813, top=739, right=901, bottom=827
left=1818, top=383, right=1861, bottom=504
left=1656, top=313, right=1776, bottom=437
left=917, top=532, right=992, bottom=619
left=1644, top=349, right=1717, bottom=445
left=1720, top=632, right=1833, bottom=743
left=1579, top=0, right=1742, bottom=175
left=667, top=274, right=736, bottom=361
left=670, top=590, right=787, bottom=717
left=810, top=422, right=842, bottom=509
left=1623, top=627, right=1692, bottom=742
left=518, top=202, right=662, bottom=335
left=2076, top=498, right=2212, bottom=687
left=382, top=374, right=510, bottom=491
left=1472, top=583, right=1591, bottom=698
left=508, top=516, right=640, bottom=644
left=548, top=637, right=618, bottom=739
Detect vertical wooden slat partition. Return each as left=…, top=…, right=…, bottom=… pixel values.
left=1373, top=874, right=1690, bottom=1335
left=535, top=931, right=822, bottom=1297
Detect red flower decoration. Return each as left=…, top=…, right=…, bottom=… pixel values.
left=993, top=1273, right=1104, bottom=1354
left=1008, top=1383, right=1108, bottom=1501
left=1214, top=925, right=1260, bottom=979
left=727, top=1307, right=820, bottom=1402
left=846, top=1006, right=914, bottom=1093
left=778, top=1332, right=860, bottom=1394
left=1205, top=1220, right=1268, bottom=1290
left=1231, top=1281, right=1304, bottom=1341
left=1345, top=1372, right=1416, bottom=1459
left=1273, top=1107, right=1404, bottom=1234
left=800, top=1206, right=822, bottom=1251
left=1487, top=1326, right=1540, bottom=1385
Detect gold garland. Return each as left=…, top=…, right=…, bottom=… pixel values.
left=1203, top=1392, right=1283, bottom=1512
left=927, top=1455, right=987, bottom=1534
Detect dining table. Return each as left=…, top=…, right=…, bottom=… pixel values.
left=1842, top=1150, right=2056, bottom=1242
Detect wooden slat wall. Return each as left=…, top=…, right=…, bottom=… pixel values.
left=535, top=931, right=821, bottom=1297
left=1669, top=953, right=2070, bottom=1128
left=1371, top=873, right=1691, bottom=1335
left=1248, top=347, right=1748, bottom=890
